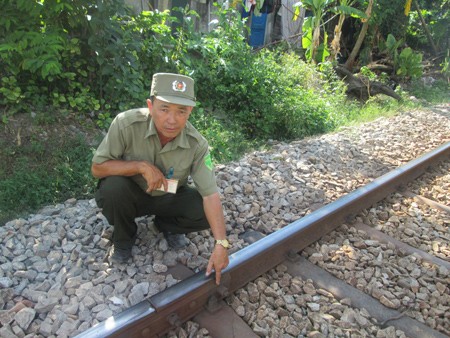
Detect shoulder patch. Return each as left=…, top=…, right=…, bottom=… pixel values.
left=204, top=153, right=213, bottom=171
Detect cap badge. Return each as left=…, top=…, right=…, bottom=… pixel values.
left=172, top=80, right=186, bottom=92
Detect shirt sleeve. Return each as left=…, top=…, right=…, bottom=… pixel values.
left=190, top=139, right=218, bottom=197
left=92, top=116, right=125, bottom=164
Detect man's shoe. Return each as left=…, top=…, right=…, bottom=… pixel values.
left=108, top=245, right=132, bottom=264
left=164, top=232, right=189, bottom=249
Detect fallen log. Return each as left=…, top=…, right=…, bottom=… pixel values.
left=366, top=62, right=394, bottom=74
left=334, top=65, right=402, bottom=102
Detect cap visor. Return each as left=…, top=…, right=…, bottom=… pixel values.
left=156, top=95, right=196, bottom=107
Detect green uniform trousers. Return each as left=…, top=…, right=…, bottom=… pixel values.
left=95, top=176, right=210, bottom=249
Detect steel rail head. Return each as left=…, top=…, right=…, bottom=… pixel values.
left=76, top=142, right=449, bottom=338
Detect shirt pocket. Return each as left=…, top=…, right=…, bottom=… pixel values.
left=168, top=156, right=192, bottom=181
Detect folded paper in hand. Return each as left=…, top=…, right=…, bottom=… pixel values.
left=157, top=179, right=178, bottom=194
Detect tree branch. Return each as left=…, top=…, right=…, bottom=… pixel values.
left=413, top=0, right=438, bottom=56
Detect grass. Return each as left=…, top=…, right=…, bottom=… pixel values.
left=406, top=79, right=449, bottom=105
left=0, top=133, right=97, bottom=225
left=341, top=97, right=409, bottom=127
left=337, top=79, right=449, bottom=127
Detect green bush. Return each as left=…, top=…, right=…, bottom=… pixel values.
left=177, top=6, right=347, bottom=141
left=190, top=104, right=253, bottom=163
left=396, top=47, right=423, bottom=79
left=0, top=0, right=174, bottom=117
left=0, top=1, right=351, bottom=142
left=1, top=1, right=90, bottom=114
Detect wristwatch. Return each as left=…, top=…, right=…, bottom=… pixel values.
left=215, top=239, right=230, bottom=249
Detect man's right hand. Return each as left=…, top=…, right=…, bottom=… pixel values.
left=139, top=162, right=167, bottom=193
left=92, top=160, right=168, bottom=192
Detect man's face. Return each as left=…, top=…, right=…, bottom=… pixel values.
left=147, top=98, right=193, bottom=140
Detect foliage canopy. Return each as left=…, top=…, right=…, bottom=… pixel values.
left=0, top=0, right=348, bottom=143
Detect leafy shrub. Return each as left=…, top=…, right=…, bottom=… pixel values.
left=373, top=0, right=410, bottom=41
left=176, top=6, right=348, bottom=141
left=381, top=34, right=423, bottom=80
left=396, top=47, right=423, bottom=79
left=85, top=1, right=147, bottom=112
left=0, top=1, right=102, bottom=116
left=0, top=0, right=174, bottom=118
left=190, top=104, right=252, bottom=163
left=406, top=2, right=449, bottom=51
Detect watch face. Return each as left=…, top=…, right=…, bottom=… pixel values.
left=217, top=239, right=229, bottom=248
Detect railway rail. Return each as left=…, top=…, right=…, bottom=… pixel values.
left=77, top=141, right=450, bottom=338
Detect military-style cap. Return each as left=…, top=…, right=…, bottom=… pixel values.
left=150, top=73, right=196, bottom=107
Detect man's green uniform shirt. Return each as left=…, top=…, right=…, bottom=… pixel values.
left=92, top=108, right=218, bottom=197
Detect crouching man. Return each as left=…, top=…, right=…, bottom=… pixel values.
left=91, top=73, right=229, bottom=284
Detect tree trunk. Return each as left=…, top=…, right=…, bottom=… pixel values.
left=330, top=14, right=346, bottom=60
left=311, top=24, right=321, bottom=63
left=413, top=0, right=438, bottom=56
left=344, top=0, right=373, bottom=70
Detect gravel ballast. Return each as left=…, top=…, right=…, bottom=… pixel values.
left=1, top=106, right=449, bottom=337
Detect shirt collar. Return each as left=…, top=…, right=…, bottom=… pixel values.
left=146, top=118, right=191, bottom=150
left=146, top=119, right=158, bottom=138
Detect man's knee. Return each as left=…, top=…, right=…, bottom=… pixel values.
left=179, top=186, right=206, bottom=218
left=99, top=176, right=134, bottom=194
left=95, top=176, right=137, bottom=208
